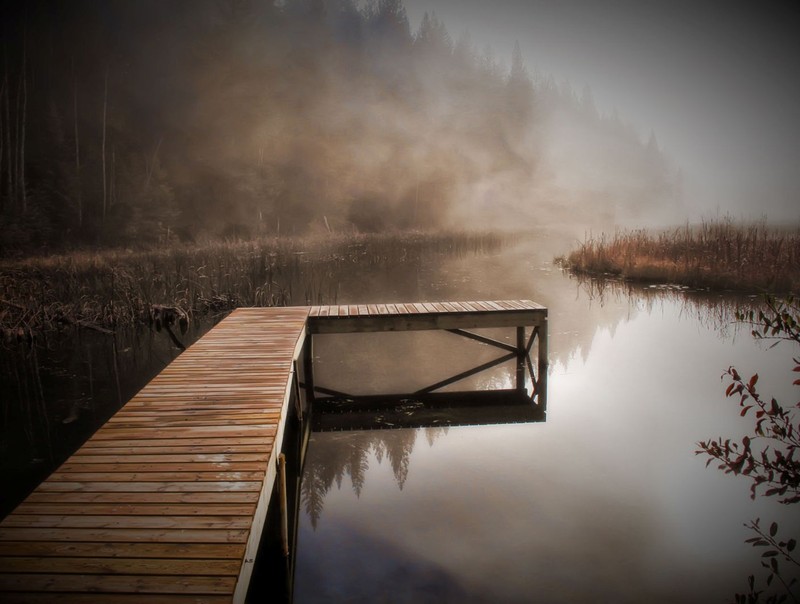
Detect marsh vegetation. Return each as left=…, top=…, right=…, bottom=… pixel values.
left=0, top=230, right=504, bottom=342
left=558, top=218, right=800, bottom=293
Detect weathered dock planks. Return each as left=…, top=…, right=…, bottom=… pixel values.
left=0, top=300, right=547, bottom=603
left=307, top=299, right=547, bottom=334
left=0, top=307, right=310, bottom=604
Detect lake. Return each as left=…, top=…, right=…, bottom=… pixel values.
left=293, top=235, right=798, bottom=603
left=1, top=232, right=797, bottom=602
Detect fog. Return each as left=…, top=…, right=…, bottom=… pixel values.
left=404, top=0, right=800, bottom=223
left=4, top=1, right=795, bottom=251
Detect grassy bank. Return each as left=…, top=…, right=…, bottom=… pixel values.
left=0, top=230, right=506, bottom=340
left=558, top=220, right=800, bottom=293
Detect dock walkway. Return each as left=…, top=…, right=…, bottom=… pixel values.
left=0, top=300, right=546, bottom=603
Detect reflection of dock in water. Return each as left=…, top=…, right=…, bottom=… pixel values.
left=312, top=389, right=546, bottom=432
left=0, top=300, right=547, bottom=603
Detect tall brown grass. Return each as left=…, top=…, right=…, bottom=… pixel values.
left=0, top=231, right=505, bottom=339
left=558, top=219, right=800, bottom=293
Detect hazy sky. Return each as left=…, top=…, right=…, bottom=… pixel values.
left=404, top=0, right=800, bottom=222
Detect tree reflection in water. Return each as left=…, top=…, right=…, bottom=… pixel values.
left=301, top=427, right=447, bottom=528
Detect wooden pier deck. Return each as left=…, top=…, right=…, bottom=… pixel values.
left=0, top=300, right=546, bottom=603
left=0, top=307, right=310, bottom=603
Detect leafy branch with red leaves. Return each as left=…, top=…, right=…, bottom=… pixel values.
left=697, top=295, right=800, bottom=603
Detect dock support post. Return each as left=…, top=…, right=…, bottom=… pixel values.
left=278, top=453, right=289, bottom=558
left=516, top=326, right=526, bottom=392
left=537, top=318, right=548, bottom=410
left=303, top=334, right=315, bottom=404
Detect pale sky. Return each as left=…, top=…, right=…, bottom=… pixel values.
left=403, top=0, right=800, bottom=222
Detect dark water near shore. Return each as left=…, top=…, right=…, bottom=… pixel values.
left=2, top=232, right=798, bottom=601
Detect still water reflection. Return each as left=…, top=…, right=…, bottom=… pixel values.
left=294, top=239, right=799, bottom=603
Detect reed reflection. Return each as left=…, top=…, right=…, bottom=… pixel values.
left=563, top=271, right=763, bottom=339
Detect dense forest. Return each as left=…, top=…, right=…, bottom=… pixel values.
left=0, top=0, right=681, bottom=252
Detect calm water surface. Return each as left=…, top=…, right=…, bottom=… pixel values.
left=294, top=237, right=799, bottom=603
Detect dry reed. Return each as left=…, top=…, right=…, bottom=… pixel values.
left=0, top=230, right=505, bottom=339
left=559, top=219, right=800, bottom=293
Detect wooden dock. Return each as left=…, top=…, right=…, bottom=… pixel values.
left=0, top=300, right=547, bottom=603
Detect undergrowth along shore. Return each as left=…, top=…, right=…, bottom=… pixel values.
left=0, top=230, right=506, bottom=341
left=558, top=220, right=800, bottom=294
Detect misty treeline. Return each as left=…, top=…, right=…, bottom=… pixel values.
left=0, top=0, right=680, bottom=253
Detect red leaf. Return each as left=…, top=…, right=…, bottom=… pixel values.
left=740, top=406, right=753, bottom=417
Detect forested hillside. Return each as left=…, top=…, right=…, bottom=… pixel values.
left=0, top=0, right=681, bottom=252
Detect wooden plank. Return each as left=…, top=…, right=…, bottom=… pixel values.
left=67, top=454, right=270, bottom=463
left=367, top=304, right=378, bottom=315
left=0, top=594, right=232, bottom=604
left=88, top=426, right=276, bottom=440
left=46, top=472, right=264, bottom=483
left=0, top=541, right=245, bottom=559
left=22, top=491, right=260, bottom=505
left=0, top=528, right=250, bottom=543
left=81, top=434, right=271, bottom=447
left=0, top=557, right=242, bottom=576
left=0, top=574, right=237, bottom=595
left=12, top=504, right=255, bottom=517
left=35, top=481, right=262, bottom=493
left=2, top=515, right=253, bottom=530
left=103, top=420, right=279, bottom=430
left=104, top=419, right=279, bottom=429
left=57, top=462, right=266, bottom=473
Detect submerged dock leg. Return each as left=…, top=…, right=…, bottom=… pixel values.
left=537, top=318, right=548, bottom=410
left=516, top=326, right=526, bottom=392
